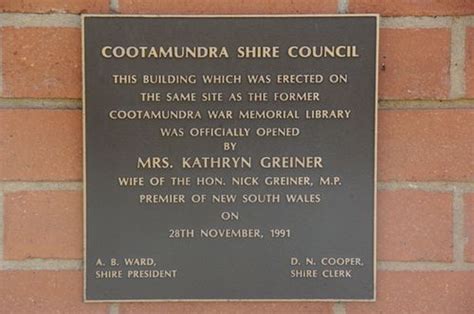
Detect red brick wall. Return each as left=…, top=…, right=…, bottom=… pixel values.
left=0, top=1, right=473, bottom=313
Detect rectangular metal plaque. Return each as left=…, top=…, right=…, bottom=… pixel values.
left=83, top=15, right=378, bottom=302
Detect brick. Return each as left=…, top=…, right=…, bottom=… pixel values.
left=379, top=28, right=450, bottom=99
left=0, top=110, right=82, bottom=181
left=0, top=0, right=109, bottom=13
left=2, top=27, right=81, bottom=98
left=0, top=271, right=108, bottom=313
left=466, top=28, right=474, bottom=98
left=119, top=0, right=337, bottom=14
left=346, top=272, right=474, bottom=313
left=121, top=302, right=332, bottom=314
left=4, top=191, right=82, bottom=260
left=465, top=193, right=474, bottom=262
left=349, top=0, right=474, bottom=16
left=377, top=190, right=452, bottom=262
left=378, top=110, right=474, bottom=181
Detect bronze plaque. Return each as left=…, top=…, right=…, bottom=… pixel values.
left=83, top=15, right=378, bottom=302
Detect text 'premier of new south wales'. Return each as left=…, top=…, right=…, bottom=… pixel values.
left=84, top=15, right=378, bottom=301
